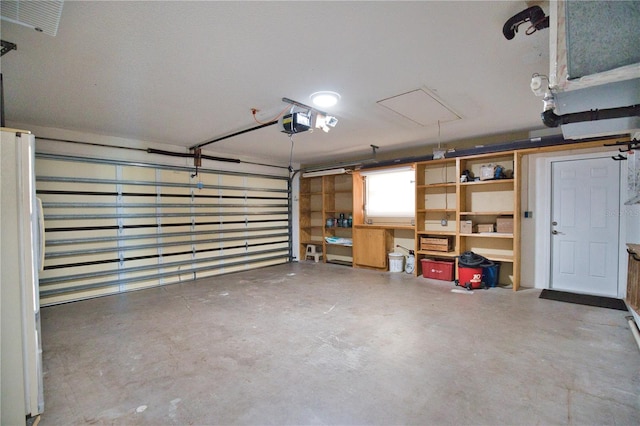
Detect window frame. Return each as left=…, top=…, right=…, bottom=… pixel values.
left=362, top=166, right=415, bottom=225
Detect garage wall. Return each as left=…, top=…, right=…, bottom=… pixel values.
left=520, top=145, right=630, bottom=297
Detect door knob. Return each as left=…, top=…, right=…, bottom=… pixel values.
left=552, top=230, right=558, bottom=235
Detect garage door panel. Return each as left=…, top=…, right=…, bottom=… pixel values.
left=37, top=155, right=290, bottom=305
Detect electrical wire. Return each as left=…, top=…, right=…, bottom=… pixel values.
left=252, top=104, right=291, bottom=125
left=288, top=134, right=295, bottom=174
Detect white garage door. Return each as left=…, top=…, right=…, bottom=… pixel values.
left=36, top=154, right=290, bottom=306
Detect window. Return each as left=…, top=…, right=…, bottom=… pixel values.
left=363, top=167, right=415, bottom=223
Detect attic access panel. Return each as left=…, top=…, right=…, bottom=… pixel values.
left=377, top=88, right=461, bottom=127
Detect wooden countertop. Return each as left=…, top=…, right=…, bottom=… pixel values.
left=353, top=224, right=415, bottom=231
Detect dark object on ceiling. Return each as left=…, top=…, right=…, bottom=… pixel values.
left=280, top=112, right=311, bottom=135
left=541, top=104, right=640, bottom=128
left=503, top=5, right=549, bottom=40
left=1, top=39, right=17, bottom=57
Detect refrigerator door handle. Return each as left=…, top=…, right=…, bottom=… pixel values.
left=37, top=197, right=45, bottom=272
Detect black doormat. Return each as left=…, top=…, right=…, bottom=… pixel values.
left=539, top=289, right=628, bottom=311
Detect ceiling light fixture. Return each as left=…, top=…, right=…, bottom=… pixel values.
left=302, top=168, right=347, bottom=178
left=310, top=91, right=341, bottom=108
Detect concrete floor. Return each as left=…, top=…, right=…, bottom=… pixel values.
left=39, top=262, right=640, bottom=425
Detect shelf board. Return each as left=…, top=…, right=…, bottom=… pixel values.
left=300, top=240, right=324, bottom=245
left=325, top=242, right=353, bottom=247
left=416, top=158, right=456, bottom=166
left=459, top=152, right=515, bottom=161
left=460, top=179, right=514, bottom=186
left=459, top=211, right=514, bottom=216
left=460, top=232, right=513, bottom=238
left=417, top=250, right=458, bottom=258
left=417, top=230, right=456, bottom=236
left=475, top=254, right=514, bottom=263
left=417, top=182, right=457, bottom=189
left=417, top=208, right=457, bottom=213
left=354, top=224, right=415, bottom=230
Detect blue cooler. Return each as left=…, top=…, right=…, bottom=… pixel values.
left=482, top=262, right=500, bottom=288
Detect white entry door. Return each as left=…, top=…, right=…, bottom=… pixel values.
left=550, top=157, right=620, bottom=297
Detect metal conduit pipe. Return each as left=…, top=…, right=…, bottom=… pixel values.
left=358, top=133, right=629, bottom=170
left=626, top=316, right=640, bottom=353
left=542, top=104, right=640, bottom=128
left=359, top=134, right=557, bottom=170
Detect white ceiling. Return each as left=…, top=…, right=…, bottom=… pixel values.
left=1, top=1, right=551, bottom=167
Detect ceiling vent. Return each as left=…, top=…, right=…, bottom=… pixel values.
left=1, top=0, right=64, bottom=36
left=377, top=88, right=461, bottom=127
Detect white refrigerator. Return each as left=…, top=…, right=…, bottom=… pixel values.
left=1, top=128, right=45, bottom=423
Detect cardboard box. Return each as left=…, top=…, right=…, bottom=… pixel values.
left=480, top=164, right=497, bottom=180
left=420, top=236, right=453, bottom=252
left=475, top=223, right=495, bottom=233
left=496, top=217, right=514, bottom=233
left=421, top=259, right=454, bottom=281
left=460, top=220, right=473, bottom=234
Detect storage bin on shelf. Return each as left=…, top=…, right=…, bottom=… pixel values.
left=474, top=223, right=495, bottom=233
left=496, top=217, right=514, bottom=233
left=420, top=236, right=453, bottom=252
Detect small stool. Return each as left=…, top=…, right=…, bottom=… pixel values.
left=305, top=244, right=323, bottom=263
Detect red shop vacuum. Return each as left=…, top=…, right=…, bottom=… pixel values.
left=455, top=251, right=493, bottom=291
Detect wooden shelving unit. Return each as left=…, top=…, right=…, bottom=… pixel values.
left=302, top=152, right=521, bottom=289
left=457, top=152, right=520, bottom=290
left=415, top=159, right=459, bottom=271
left=299, top=172, right=363, bottom=266
left=299, top=176, right=324, bottom=258
left=413, top=152, right=521, bottom=290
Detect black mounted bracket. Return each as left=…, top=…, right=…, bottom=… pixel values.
left=503, top=6, right=549, bottom=40
left=605, top=138, right=640, bottom=161
left=1, top=40, right=17, bottom=57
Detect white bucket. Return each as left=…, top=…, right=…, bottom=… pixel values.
left=388, top=252, right=404, bottom=273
